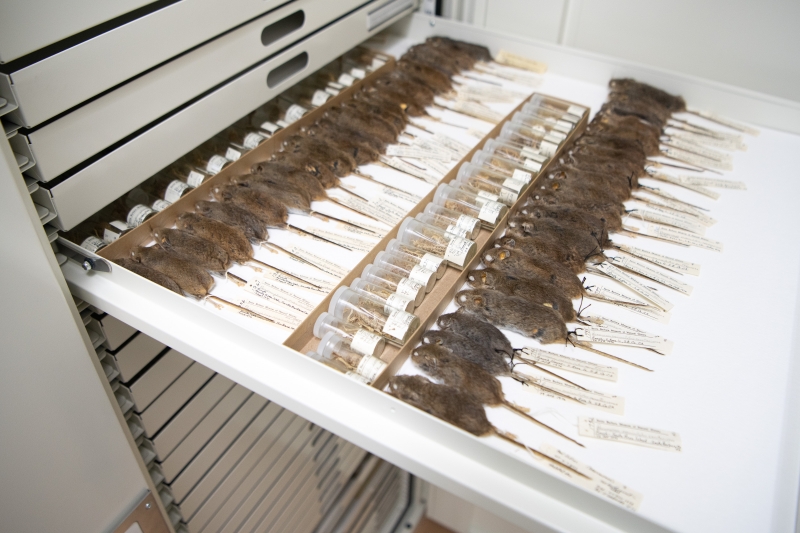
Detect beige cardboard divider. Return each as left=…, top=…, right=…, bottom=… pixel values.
left=283, top=97, right=589, bottom=390
left=98, top=57, right=397, bottom=260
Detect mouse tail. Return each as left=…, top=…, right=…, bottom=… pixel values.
left=502, top=401, right=586, bottom=448
left=571, top=338, right=653, bottom=372
left=492, top=429, right=591, bottom=478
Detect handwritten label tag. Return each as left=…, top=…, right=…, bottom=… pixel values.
left=688, top=108, right=760, bottom=136
left=382, top=310, right=416, bottom=342
left=477, top=201, right=504, bottom=224
left=350, top=329, right=383, bottom=356
left=660, top=144, right=732, bottom=171
left=639, top=223, right=723, bottom=252
left=585, top=282, right=649, bottom=306
left=521, top=347, right=618, bottom=382
left=379, top=156, right=441, bottom=184
left=330, top=192, right=402, bottom=227
left=285, top=246, right=349, bottom=279
left=579, top=417, right=682, bottom=452
left=631, top=190, right=712, bottom=221
left=678, top=175, right=747, bottom=190
left=666, top=128, right=745, bottom=151
left=385, top=145, right=450, bottom=161
left=230, top=297, right=303, bottom=329
left=575, top=326, right=669, bottom=354
left=632, top=200, right=714, bottom=229
left=540, top=444, right=643, bottom=511
left=663, top=137, right=732, bottom=163
left=444, top=237, right=474, bottom=267
left=432, top=133, right=470, bottom=156
left=355, top=355, right=387, bottom=382
left=609, top=255, right=693, bottom=295
left=526, top=377, right=624, bottom=414
left=630, top=208, right=706, bottom=235
left=649, top=172, right=720, bottom=200
left=612, top=301, right=671, bottom=324
left=244, top=277, right=315, bottom=314
left=594, top=262, right=674, bottom=312
left=301, top=227, right=373, bottom=253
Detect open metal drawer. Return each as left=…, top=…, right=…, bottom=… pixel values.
left=33, top=0, right=415, bottom=230
left=62, top=12, right=800, bottom=533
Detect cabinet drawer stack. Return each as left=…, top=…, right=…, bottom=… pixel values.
left=83, top=305, right=413, bottom=532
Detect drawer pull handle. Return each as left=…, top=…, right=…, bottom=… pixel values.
left=267, top=52, right=308, bottom=88
left=261, top=10, right=305, bottom=46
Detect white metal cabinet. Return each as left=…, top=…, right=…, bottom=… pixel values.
left=62, top=12, right=800, bottom=533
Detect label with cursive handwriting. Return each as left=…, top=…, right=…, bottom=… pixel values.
left=578, top=417, right=682, bottom=452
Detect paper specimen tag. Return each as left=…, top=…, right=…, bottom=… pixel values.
left=594, top=262, right=674, bottom=312
left=419, top=253, right=445, bottom=273
left=244, top=277, right=315, bottom=314
left=664, top=137, right=732, bottom=163
left=378, top=187, right=422, bottom=204
left=444, top=237, right=473, bottom=267
left=337, top=73, right=356, bottom=86
left=678, top=175, right=746, bottom=190
left=260, top=121, right=281, bottom=134
left=384, top=292, right=414, bottom=314
left=301, top=227, right=373, bottom=253
left=639, top=224, right=723, bottom=252
left=379, top=156, right=441, bottom=184
left=539, top=444, right=643, bottom=511
left=243, top=132, right=265, bottom=149
left=164, top=180, right=190, bottom=203
left=385, top=145, right=450, bottom=161
left=80, top=236, right=105, bottom=253
left=688, top=109, right=760, bottom=136
left=539, top=140, right=559, bottom=156
left=330, top=192, right=402, bottom=227
left=631, top=200, right=713, bottom=228
left=526, top=377, right=624, bottom=414
left=253, top=267, right=326, bottom=295
left=523, top=158, right=543, bottom=172
left=284, top=104, right=307, bottom=123
left=584, top=282, right=649, bottom=306
left=355, top=355, right=387, bottom=382
left=455, top=215, right=478, bottom=234
left=126, top=205, right=154, bottom=227
left=609, top=255, right=693, bottom=296
left=432, top=133, right=470, bottom=156
left=382, top=310, right=416, bottom=342
left=408, top=265, right=433, bottom=286
left=631, top=191, right=714, bottom=224
left=204, top=154, right=227, bottom=174
left=666, top=128, right=745, bottom=151
left=478, top=201, right=504, bottom=224
left=629, top=208, right=706, bottom=235
left=520, top=146, right=545, bottom=160
left=444, top=224, right=469, bottom=239
left=612, top=301, right=671, bottom=324
left=660, top=145, right=732, bottom=171
left=494, top=50, right=548, bottom=73
left=521, top=347, right=618, bottom=382
left=311, top=90, right=330, bottom=107
left=396, top=277, right=423, bottom=299
left=575, top=326, right=668, bottom=353
left=285, top=245, right=349, bottom=279
left=350, top=329, right=383, bottom=356
left=186, top=170, right=205, bottom=187
left=224, top=147, right=242, bottom=161
left=649, top=173, right=720, bottom=200
left=228, top=297, right=303, bottom=329
left=511, top=168, right=533, bottom=183
left=350, top=67, right=366, bottom=79
left=578, top=417, right=682, bottom=452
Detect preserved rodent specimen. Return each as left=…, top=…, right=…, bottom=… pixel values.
left=411, top=344, right=583, bottom=446
left=195, top=200, right=268, bottom=242
left=113, top=258, right=182, bottom=295
left=131, top=246, right=214, bottom=298
left=176, top=213, right=253, bottom=264
left=437, top=309, right=513, bottom=357
left=153, top=228, right=231, bottom=273
left=211, top=184, right=289, bottom=228
left=387, top=375, right=588, bottom=477
left=482, top=247, right=585, bottom=299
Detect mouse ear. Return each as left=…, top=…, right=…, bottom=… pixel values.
left=497, top=249, right=509, bottom=261
left=505, top=238, right=516, bottom=248
left=472, top=296, right=484, bottom=306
